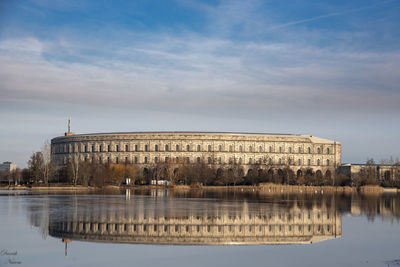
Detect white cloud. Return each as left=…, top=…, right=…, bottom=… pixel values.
left=0, top=37, right=44, bottom=54
left=0, top=33, right=399, bottom=117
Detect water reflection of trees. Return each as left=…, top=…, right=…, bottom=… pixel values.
left=27, top=197, right=50, bottom=239
left=158, top=189, right=400, bottom=222
left=351, top=194, right=400, bottom=222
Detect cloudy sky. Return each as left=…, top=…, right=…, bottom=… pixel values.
left=1, top=0, right=399, bottom=167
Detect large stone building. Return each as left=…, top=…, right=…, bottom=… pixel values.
left=51, top=131, right=341, bottom=177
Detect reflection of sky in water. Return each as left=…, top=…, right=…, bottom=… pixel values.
left=0, top=190, right=400, bottom=267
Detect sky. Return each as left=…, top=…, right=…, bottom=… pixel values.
left=0, top=0, right=400, bottom=168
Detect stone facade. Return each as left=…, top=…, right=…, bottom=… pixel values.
left=51, top=132, right=341, bottom=176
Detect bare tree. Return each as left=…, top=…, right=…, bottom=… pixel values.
left=42, top=140, right=55, bottom=184
left=78, top=161, right=93, bottom=186
left=11, top=168, right=22, bottom=185
left=125, top=164, right=140, bottom=185
left=68, top=155, right=79, bottom=186
left=28, top=151, right=44, bottom=184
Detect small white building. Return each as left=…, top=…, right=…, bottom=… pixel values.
left=151, top=180, right=169, bottom=185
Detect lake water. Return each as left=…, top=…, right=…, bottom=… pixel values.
left=0, top=189, right=399, bottom=267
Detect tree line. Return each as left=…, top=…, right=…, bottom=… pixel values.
left=2, top=142, right=400, bottom=188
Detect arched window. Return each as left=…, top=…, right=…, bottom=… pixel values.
left=208, top=145, right=212, bottom=152
left=125, top=145, right=129, bottom=152
left=84, top=145, right=88, bottom=153
left=219, top=145, right=222, bottom=152
left=279, top=158, right=282, bottom=165
left=134, top=156, right=138, bottom=163
left=249, top=158, right=253, bottom=164
left=297, top=170, right=303, bottom=178
left=145, top=145, right=148, bottom=152
left=218, top=157, right=222, bottom=164
left=229, top=145, right=233, bottom=152
left=186, top=145, right=190, bottom=152
left=317, top=159, right=320, bottom=166
left=165, top=144, right=169, bottom=151
left=239, top=146, right=243, bottom=152
left=116, top=145, right=120, bottom=152
left=298, top=147, right=301, bottom=153
left=317, top=147, right=321, bottom=154
left=92, top=145, right=95, bottom=152
left=327, top=148, right=330, bottom=154
left=155, top=157, right=159, bottom=163
left=239, top=158, right=242, bottom=164
left=144, top=157, right=148, bottom=163
left=288, top=158, right=292, bottom=165
left=308, top=147, right=311, bottom=154
left=176, top=144, right=180, bottom=151
left=289, top=147, right=292, bottom=153
left=269, top=158, right=273, bottom=165
left=197, top=145, right=201, bottom=152
left=308, top=159, right=311, bottom=166
left=326, top=159, right=330, bottom=166
left=279, top=147, right=282, bottom=153
left=108, top=145, right=111, bottom=152
left=135, top=144, right=138, bottom=151
left=259, top=146, right=262, bottom=152
left=269, top=146, right=273, bottom=153
left=298, top=159, right=301, bottom=165
left=249, top=146, right=253, bottom=152
left=155, top=145, right=159, bottom=152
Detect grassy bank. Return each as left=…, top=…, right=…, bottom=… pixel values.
left=1, top=184, right=398, bottom=194
left=0, top=185, right=98, bottom=191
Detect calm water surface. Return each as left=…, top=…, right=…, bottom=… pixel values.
left=0, top=189, right=399, bottom=267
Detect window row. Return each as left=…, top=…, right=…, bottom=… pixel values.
left=69, top=155, right=331, bottom=166
left=56, top=143, right=333, bottom=154
left=62, top=222, right=332, bottom=234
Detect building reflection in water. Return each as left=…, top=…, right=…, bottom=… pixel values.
left=45, top=190, right=342, bottom=246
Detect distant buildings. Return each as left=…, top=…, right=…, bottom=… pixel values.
left=0, top=161, right=18, bottom=184
left=0, top=161, right=17, bottom=173
left=340, top=163, right=400, bottom=183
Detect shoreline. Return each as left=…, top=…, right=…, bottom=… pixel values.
left=0, top=184, right=398, bottom=194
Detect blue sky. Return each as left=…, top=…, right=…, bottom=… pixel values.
left=0, top=0, right=400, bottom=167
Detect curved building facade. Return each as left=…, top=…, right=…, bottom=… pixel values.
left=51, top=131, right=341, bottom=176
